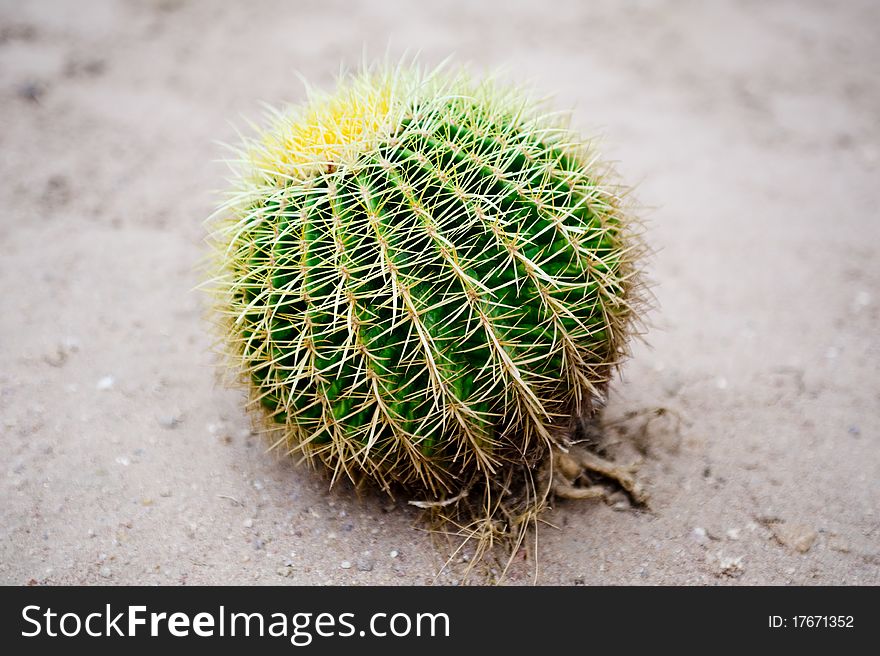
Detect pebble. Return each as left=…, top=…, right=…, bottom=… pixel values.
left=115, top=456, right=131, bottom=467
left=16, top=80, right=44, bottom=103
left=770, top=522, right=817, bottom=554
left=726, top=528, right=741, bottom=541
left=157, top=414, right=182, bottom=429
left=691, top=527, right=708, bottom=545
left=389, top=550, right=399, bottom=558
left=96, top=376, right=115, bottom=391
left=662, top=371, right=684, bottom=397
left=276, top=566, right=293, bottom=578
left=340, top=560, right=352, bottom=570
left=242, top=518, right=254, bottom=528
left=828, top=535, right=851, bottom=553
left=848, top=425, right=860, bottom=437
left=715, top=555, right=744, bottom=578
left=357, top=558, right=374, bottom=572
left=43, top=345, right=68, bottom=368
left=99, top=566, right=112, bottom=579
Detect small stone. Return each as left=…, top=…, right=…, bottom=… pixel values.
left=340, top=560, right=352, bottom=570
left=159, top=490, right=172, bottom=498
left=276, top=566, right=293, bottom=578
left=97, top=376, right=115, bottom=391
left=726, top=528, right=741, bottom=541
left=157, top=414, right=181, bottom=429
left=43, top=345, right=68, bottom=368
left=357, top=559, right=374, bottom=572
left=252, top=480, right=264, bottom=491
left=99, top=566, right=112, bottom=579
left=389, top=550, right=399, bottom=558
left=691, top=527, right=708, bottom=545
left=828, top=535, right=851, bottom=554
left=662, top=372, right=684, bottom=397
left=853, top=290, right=871, bottom=310
left=16, top=80, right=44, bottom=103
left=87, top=529, right=96, bottom=538
left=242, top=518, right=254, bottom=528
left=141, top=498, right=154, bottom=506
left=848, top=425, right=860, bottom=437
left=770, top=522, right=817, bottom=554
left=716, top=555, right=744, bottom=578
left=115, top=456, right=130, bottom=467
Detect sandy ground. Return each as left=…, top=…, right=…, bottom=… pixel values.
left=1, top=0, right=878, bottom=586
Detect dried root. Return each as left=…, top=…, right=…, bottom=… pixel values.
left=424, top=414, right=650, bottom=584
left=541, top=444, right=648, bottom=506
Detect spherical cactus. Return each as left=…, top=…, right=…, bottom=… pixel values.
left=208, top=63, right=643, bottom=503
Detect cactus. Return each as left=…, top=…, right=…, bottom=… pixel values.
left=207, top=63, right=643, bottom=507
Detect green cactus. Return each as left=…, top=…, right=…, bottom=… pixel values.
left=207, top=63, right=643, bottom=505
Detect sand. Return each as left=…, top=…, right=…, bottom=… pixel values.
left=1, top=0, right=878, bottom=586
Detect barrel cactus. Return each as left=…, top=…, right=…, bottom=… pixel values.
left=207, top=62, right=643, bottom=512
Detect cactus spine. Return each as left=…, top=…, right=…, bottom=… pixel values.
left=209, top=63, right=642, bottom=500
